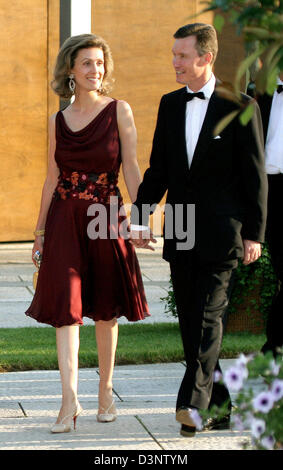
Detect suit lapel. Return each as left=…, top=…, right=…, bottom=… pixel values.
left=188, top=92, right=220, bottom=177
left=257, top=93, right=272, bottom=142
left=173, top=87, right=190, bottom=174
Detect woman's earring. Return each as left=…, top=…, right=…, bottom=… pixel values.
left=69, top=74, right=76, bottom=93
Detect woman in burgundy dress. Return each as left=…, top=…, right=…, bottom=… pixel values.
left=25, top=34, right=151, bottom=433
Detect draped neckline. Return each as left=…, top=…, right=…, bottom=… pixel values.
left=59, top=100, right=115, bottom=134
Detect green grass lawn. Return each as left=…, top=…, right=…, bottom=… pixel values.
left=0, top=323, right=266, bottom=372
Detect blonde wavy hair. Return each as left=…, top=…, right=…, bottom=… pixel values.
left=51, top=34, right=114, bottom=100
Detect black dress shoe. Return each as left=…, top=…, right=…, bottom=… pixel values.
left=180, top=423, right=196, bottom=437
left=202, top=414, right=230, bottom=431
left=176, top=407, right=196, bottom=437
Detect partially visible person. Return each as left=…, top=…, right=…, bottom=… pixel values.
left=25, top=34, right=149, bottom=433
left=252, top=72, right=283, bottom=357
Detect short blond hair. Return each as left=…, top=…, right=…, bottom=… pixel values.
left=51, top=34, right=114, bottom=100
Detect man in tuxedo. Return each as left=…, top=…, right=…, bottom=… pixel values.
left=131, top=23, right=268, bottom=437
left=254, top=73, right=283, bottom=357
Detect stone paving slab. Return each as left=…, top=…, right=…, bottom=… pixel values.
left=141, top=268, right=170, bottom=283
left=0, top=415, right=162, bottom=451
left=0, top=275, right=22, bottom=282
left=109, top=363, right=183, bottom=402
left=0, top=264, right=34, bottom=274
left=0, top=362, right=255, bottom=451
left=0, top=401, right=24, bottom=418
left=0, top=245, right=33, bottom=264
left=0, top=286, right=33, bottom=301
left=0, top=301, right=42, bottom=328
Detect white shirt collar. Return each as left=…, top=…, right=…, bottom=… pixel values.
left=186, top=73, right=216, bottom=99
left=277, top=76, right=283, bottom=85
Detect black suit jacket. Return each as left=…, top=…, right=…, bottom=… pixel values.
left=247, top=84, right=273, bottom=144
left=131, top=85, right=268, bottom=264
left=256, top=93, right=273, bottom=144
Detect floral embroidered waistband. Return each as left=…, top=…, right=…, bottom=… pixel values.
left=53, top=170, right=121, bottom=203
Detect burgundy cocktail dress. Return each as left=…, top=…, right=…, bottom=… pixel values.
left=25, top=100, right=150, bottom=327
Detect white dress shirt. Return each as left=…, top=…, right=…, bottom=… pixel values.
left=131, top=74, right=216, bottom=232
left=265, top=77, right=283, bottom=174
left=185, top=73, right=216, bottom=167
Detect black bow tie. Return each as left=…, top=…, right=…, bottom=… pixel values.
left=185, top=91, right=205, bottom=102
left=277, top=85, right=283, bottom=94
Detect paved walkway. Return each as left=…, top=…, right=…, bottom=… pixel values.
left=0, top=241, right=259, bottom=451
left=0, top=363, right=253, bottom=451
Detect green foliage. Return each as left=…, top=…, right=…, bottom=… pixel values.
left=239, top=101, right=255, bottom=125
left=207, top=0, right=283, bottom=91
left=197, top=1, right=283, bottom=132
left=213, top=13, right=226, bottom=32
left=228, top=244, right=277, bottom=321
left=160, top=281, right=178, bottom=318
left=205, top=0, right=283, bottom=39
left=199, top=351, right=283, bottom=450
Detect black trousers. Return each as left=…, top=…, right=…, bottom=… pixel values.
left=262, top=174, right=283, bottom=355
left=170, top=253, right=237, bottom=410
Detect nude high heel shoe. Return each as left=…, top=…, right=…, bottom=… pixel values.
left=97, top=400, right=117, bottom=423
left=51, top=402, right=83, bottom=433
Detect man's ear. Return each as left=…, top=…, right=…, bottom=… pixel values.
left=200, top=51, right=213, bottom=66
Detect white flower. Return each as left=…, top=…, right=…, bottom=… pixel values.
left=260, top=435, right=275, bottom=450
left=270, top=379, right=283, bottom=401
left=236, top=353, right=253, bottom=366
left=231, top=414, right=245, bottom=431
left=243, top=412, right=255, bottom=427
left=239, top=365, right=248, bottom=380
left=213, top=370, right=222, bottom=383
left=269, top=360, right=280, bottom=376
left=235, top=354, right=250, bottom=379
left=223, top=366, right=245, bottom=391
left=250, top=418, right=266, bottom=438
left=252, top=391, right=275, bottom=413
left=190, top=409, right=203, bottom=431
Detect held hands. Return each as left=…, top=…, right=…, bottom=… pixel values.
left=130, top=228, right=157, bottom=251
left=243, top=239, right=262, bottom=265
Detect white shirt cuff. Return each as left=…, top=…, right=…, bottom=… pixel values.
left=130, top=224, right=149, bottom=231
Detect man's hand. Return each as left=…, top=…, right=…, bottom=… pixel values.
left=130, top=229, right=157, bottom=251
left=243, top=239, right=262, bottom=265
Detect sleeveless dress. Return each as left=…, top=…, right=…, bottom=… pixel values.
left=25, top=100, right=150, bottom=327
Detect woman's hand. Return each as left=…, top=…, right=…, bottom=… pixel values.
left=32, top=236, right=44, bottom=267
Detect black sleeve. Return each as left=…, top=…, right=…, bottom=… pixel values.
left=238, top=98, right=268, bottom=242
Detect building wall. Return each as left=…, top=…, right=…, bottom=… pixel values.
left=0, top=0, right=59, bottom=242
